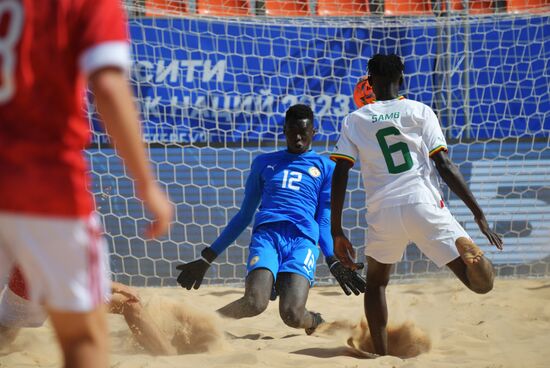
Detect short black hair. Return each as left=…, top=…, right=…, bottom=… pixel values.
left=285, top=104, right=314, bottom=126
left=367, top=54, right=404, bottom=83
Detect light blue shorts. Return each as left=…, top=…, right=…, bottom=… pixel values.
left=247, top=221, right=319, bottom=285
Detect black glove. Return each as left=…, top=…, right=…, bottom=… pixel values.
left=326, top=256, right=366, bottom=296
left=176, top=247, right=217, bottom=290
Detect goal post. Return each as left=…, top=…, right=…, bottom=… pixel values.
left=88, top=1, right=550, bottom=286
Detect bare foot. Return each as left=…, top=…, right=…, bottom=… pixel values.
left=456, top=237, right=484, bottom=265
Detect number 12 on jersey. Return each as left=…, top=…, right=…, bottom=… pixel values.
left=375, top=127, right=413, bottom=174
left=282, top=170, right=302, bottom=190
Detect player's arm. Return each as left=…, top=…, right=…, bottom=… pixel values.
left=111, top=281, right=140, bottom=303
left=330, top=158, right=361, bottom=270
left=91, top=68, right=172, bottom=238
left=109, top=282, right=176, bottom=355
left=208, top=160, right=262, bottom=256
left=317, top=170, right=365, bottom=295
left=431, top=151, right=502, bottom=249
left=176, top=159, right=263, bottom=290
left=75, top=0, right=171, bottom=237
left=316, top=167, right=335, bottom=259
left=330, top=115, right=363, bottom=270
left=421, top=105, right=502, bottom=249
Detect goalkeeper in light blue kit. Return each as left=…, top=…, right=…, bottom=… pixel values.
left=176, top=104, right=365, bottom=334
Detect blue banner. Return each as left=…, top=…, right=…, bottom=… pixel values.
left=91, top=16, right=550, bottom=143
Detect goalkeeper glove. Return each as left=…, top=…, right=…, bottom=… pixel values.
left=176, top=247, right=217, bottom=290
left=326, top=256, right=366, bottom=296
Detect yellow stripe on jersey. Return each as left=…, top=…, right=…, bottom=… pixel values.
left=330, top=153, right=356, bottom=164
left=429, top=145, right=448, bottom=156
left=371, top=95, right=405, bottom=103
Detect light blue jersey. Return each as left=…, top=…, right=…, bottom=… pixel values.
left=210, top=149, right=335, bottom=262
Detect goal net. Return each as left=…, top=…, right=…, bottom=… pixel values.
left=88, top=1, right=550, bottom=286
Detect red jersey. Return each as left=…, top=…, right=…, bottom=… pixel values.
left=0, top=0, right=130, bottom=217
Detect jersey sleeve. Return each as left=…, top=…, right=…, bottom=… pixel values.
left=209, top=157, right=263, bottom=255
left=315, top=162, right=334, bottom=258
left=76, top=0, right=131, bottom=76
left=421, top=105, right=448, bottom=157
left=330, top=116, right=358, bottom=165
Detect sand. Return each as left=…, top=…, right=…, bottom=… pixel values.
left=1, top=278, right=550, bottom=368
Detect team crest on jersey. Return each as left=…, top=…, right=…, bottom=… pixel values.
left=249, top=256, right=260, bottom=266
left=308, top=167, right=321, bottom=178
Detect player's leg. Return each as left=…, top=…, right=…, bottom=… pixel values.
left=275, top=272, right=322, bottom=333
left=0, top=286, right=20, bottom=348
left=217, top=225, right=279, bottom=319
left=406, top=204, right=495, bottom=294
left=446, top=237, right=494, bottom=294
left=216, top=268, right=274, bottom=318
left=363, top=207, right=408, bottom=355
left=0, top=225, right=26, bottom=347
left=48, top=307, right=108, bottom=368
left=3, top=213, right=111, bottom=368
left=108, top=289, right=176, bottom=356
left=0, top=268, right=48, bottom=347
left=0, top=217, right=15, bottom=300
left=0, top=323, right=19, bottom=347
left=364, top=256, right=393, bottom=356
left=0, top=238, right=17, bottom=347
left=275, top=226, right=322, bottom=333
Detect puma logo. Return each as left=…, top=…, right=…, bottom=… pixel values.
left=267, top=164, right=276, bottom=171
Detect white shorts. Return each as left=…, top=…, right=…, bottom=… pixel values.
left=0, top=212, right=111, bottom=313
left=366, top=203, right=467, bottom=267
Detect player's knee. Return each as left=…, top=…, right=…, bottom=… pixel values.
left=279, top=306, right=303, bottom=328
left=366, top=274, right=390, bottom=289
left=243, top=296, right=269, bottom=316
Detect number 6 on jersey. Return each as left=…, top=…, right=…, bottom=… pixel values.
left=376, top=127, right=413, bottom=174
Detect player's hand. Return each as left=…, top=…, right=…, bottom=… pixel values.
left=326, top=256, right=366, bottom=296
left=138, top=183, right=173, bottom=238
left=475, top=215, right=503, bottom=250
left=332, top=233, right=361, bottom=270
left=111, top=282, right=141, bottom=303
left=176, top=260, right=209, bottom=290
left=176, top=248, right=217, bottom=290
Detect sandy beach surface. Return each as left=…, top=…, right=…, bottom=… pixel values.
left=1, top=278, right=549, bottom=368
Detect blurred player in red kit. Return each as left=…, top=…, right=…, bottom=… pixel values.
left=0, top=1, right=172, bottom=367
left=0, top=267, right=177, bottom=356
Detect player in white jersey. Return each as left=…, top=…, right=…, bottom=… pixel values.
left=330, top=54, right=503, bottom=356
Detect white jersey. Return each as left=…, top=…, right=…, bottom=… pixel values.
left=331, top=97, right=448, bottom=212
